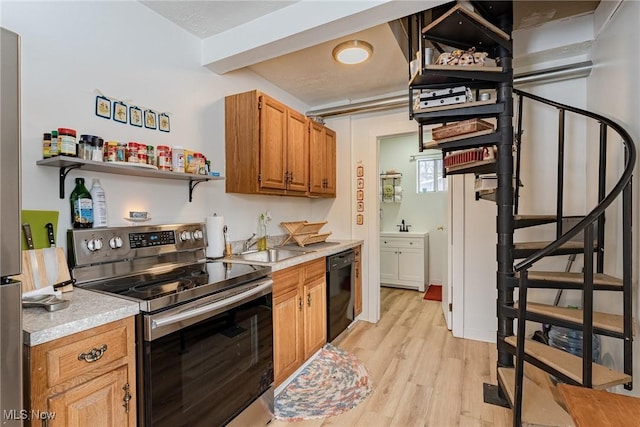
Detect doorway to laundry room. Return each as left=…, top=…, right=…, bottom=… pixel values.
left=378, top=132, right=451, bottom=328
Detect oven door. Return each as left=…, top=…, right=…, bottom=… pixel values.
left=140, top=278, right=273, bottom=427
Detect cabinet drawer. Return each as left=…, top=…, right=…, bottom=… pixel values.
left=303, top=258, right=326, bottom=281
left=380, top=238, right=424, bottom=249
left=39, top=318, right=133, bottom=388
left=273, top=266, right=302, bottom=298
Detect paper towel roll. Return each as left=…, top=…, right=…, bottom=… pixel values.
left=206, top=215, right=225, bottom=258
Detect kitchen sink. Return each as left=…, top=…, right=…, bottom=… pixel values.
left=230, top=248, right=310, bottom=264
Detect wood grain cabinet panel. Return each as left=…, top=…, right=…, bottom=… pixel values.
left=225, top=90, right=309, bottom=196
left=273, top=258, right=327, bottom=386
left=225, top=90, right=335, bottom=198
left=354, top=245, right=362, bottom=317
left=308, top=121, right=336, bottom=197
left=25, top=317, right=136, bottom=427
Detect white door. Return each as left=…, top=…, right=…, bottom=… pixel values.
left=445, top=175, right=465, bottom=334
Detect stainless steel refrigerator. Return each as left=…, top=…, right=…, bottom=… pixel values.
left=0, top=27, right=23, bottom=426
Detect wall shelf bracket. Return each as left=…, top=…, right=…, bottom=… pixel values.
left=188, top=178, right=209, bottom=202
left=59, top=164, right=83, bottom=199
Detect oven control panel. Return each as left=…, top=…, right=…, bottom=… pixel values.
left=129, top=230, right=176, bottom=248
left=68, top=223, right=207, bottom=267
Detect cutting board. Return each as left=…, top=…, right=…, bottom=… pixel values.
left=21, top=210, right=60, bottom=250
left=12, top=248, right=72, bottom=294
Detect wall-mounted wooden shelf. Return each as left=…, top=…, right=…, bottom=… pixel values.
left=37, top=156, right=224, bottom=202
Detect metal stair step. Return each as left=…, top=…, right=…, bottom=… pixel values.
left=505, top=336, right=631, bottom=389
left=514, top=302, right=628, bottom=336
left=497, top=367, right=575, bottom=427
left=513, top=240, right=593, bottom=259
left=514, top=271, right=623, bottom=291
left=514, top=215, right=558, bottom=229
left=513, top=215, right=585, bottom=230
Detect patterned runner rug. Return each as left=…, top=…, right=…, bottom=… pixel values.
left=275, top=344, right=373, bottom=421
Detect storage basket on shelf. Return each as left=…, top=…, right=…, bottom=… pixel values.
left=432, top=118, right=494, bottom=140
left=280, top=221, right=331, bottom=247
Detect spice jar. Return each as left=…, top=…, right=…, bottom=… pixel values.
left=116, top=142, right=126, bottom=162
left=126, top=142, right=139, bottom=163
left=58, top=128, right=77, bottom=157
left=92, top=137, right=104, bottom=162
left=137, top=143, right=147, bottom=164
left=146, top=145, right=155, bottom=166
left=78, top=135, right=94, bottom=160
left=105, top=141, right=117, bottom=162
left=42, top=133, right=52, bottom=158
left=157, top=145, right=171, bottom=170
left=50, top=130, right=59, bottom=157
left=172, top=146, right=185, bottom=173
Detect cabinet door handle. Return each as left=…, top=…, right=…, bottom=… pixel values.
left=299, top=296, right=303, bottom=311
left=123, top=383, right=132, bottom=413
left=77, top=344, right=108, bottom=363
left=307, top=293, right=312, bottom=307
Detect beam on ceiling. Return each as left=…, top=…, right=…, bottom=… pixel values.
left=202, top=0, right=448, bottom=74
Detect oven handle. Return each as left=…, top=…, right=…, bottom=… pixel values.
left=150, top=279, right=272, bottom=331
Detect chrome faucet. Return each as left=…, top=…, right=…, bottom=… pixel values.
left=243, top=233, right=258, bottom=252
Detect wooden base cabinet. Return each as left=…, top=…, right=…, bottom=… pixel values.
left=24, top=317, right=136, bottom=427
left=354, top=245, right=362, bottom=317
left=273, top=258, right=327, bottom=386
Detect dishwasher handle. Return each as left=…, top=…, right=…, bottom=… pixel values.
left=327, top=249, right=355, bottom=271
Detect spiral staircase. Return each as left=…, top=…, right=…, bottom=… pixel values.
left=407, top=2, right=636, bottom=426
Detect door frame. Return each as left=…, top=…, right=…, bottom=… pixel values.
left=365, top=119, right=463, bottom=333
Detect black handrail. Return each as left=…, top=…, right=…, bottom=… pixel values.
left=513, top=88, right=636, bottom=272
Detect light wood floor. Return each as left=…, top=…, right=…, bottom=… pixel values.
left=270, top=287, right=513, bottom=427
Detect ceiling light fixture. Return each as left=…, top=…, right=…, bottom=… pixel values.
left=332, top=40, right=373, bottom=65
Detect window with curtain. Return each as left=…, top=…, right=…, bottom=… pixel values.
left=417, top=156, right=447, bottom=193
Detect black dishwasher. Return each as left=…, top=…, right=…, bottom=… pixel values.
left=326, top=249, right=355, bottom=342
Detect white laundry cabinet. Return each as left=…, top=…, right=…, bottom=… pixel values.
left=380, top=232, right=429, bottom=292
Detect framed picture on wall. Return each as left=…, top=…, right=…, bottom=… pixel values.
left=144, top=109, right=157, bottom=129
left=95, top=96, right=111, bottom=119
left=158, top=113, right=170, bottom=132
left=113, top=101, right=127, bottom=123
left=129, top=106, right=143, bottom=127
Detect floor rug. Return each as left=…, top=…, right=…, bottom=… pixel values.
left=424, top=284, right=442, bottom=301
left=275, top=343, right=373, bottom=421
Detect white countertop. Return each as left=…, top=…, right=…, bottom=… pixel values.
left=22, top=239, right=362, bottom=346
left=380, top=231, right=428, bottom=237
left=23, top=288, right=140, bottom=346
left=220, top=239, right=363, bottom=271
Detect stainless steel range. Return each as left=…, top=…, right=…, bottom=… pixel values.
left=68, top=223, right=274, bottom=427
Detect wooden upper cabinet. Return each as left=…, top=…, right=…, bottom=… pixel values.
left=225, top=90, right=309, bottom=196
left=308, top=120, right=336, bottom=197
left=259, top=95, right=288, bottom=191
left=286, top=109, right=309, bottom=193
left=225, top=90, right=336, bottom=198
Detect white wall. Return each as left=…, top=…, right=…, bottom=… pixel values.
left=1, top=0, right=330, bottom=247
left=586, top=0, right=640, bottom=396
left=379, top=135, right=447, bottom=285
